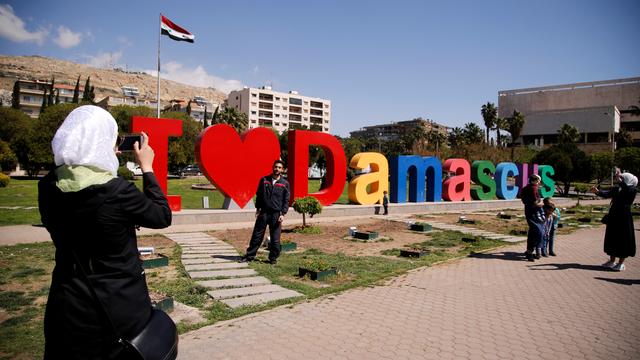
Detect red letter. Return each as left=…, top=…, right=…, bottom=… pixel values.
left=288, top=130, right=346, bottom=206
left=442, top=158, right=471, bottom=201
left=132, top=116, right=183, bottom=211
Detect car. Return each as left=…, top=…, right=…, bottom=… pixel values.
left=179, top=164, right=202, bottom=177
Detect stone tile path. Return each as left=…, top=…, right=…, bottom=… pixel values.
left=177, top=224, right=640, bottom=360
left=165, top=232, right=303, bottom=308
left=401, top=218, right=527, bottom=243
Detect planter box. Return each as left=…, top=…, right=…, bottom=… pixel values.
left=281, top=242, right=298, bottom=252
left=410, top=223, right=432, bottom=232
left=557, top=223, right=564, bottom=228
left=462, top=237, right=478, bottom=243
left=498, top=214, right=513, bottom=219
left=458, top=219, right=476, bottom=224
left=577, top=217, right=592, bottom=223
left=353, top=231, right=379, bottom=240
left=299, top=267, right=337, bottom=281
left=400, top=249, right=429, bottom=258
left=152, top=296, right=174, bottom=313
left=142, top=254, right=169, bottom=269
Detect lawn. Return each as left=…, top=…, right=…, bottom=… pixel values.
left=0, top=177, right=350, bottom=226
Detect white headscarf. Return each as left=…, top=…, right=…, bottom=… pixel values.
left=619, top=172, right=638, bottom=188
left=52, top=105, right=119, bottom=176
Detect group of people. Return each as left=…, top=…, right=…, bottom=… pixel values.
left=521, top=174, right=561, bottom=261
left=521, top=171, right=637, bottom=272
left=37, top=105, right=637, bottom=358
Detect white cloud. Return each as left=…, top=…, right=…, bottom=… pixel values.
left=53, top=26, right=82, bottom=48
left=146, top=61, right=244, bottom=94
left=253, top=65, right=259, bottom=74
left=0, top=4, right=47, bottom=45
left=83, top=51, right=123, bottom=68
left=117, top=36, right=133, bottom=47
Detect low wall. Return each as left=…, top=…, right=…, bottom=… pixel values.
left=171, top=198, right=575, bottom=225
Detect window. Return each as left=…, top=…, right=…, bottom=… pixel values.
left=251, top=111, right=256, bottom=115
left=289, top=98, right=302, bottom=105
left=251, top=93, right=257, bottom=97
left=325, top=104, right=330, bottom=108
left=275, top=114, right=280, bottom=117
left=251, top=120, right=257, bottom=123
left=283, top=106, right=288, bottom=110
left=275, top=97, right=280, bottom=101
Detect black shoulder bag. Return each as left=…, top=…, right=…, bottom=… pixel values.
left=71, top=252, right=178, bottom=360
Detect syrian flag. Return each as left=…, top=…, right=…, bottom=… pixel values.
left=161, top=15, right=194, bottom=43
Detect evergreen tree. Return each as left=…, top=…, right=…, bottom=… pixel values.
left=212, top=106, right=219, bottom=123
left=186, top=100, right=192, bottom=116
left=82, top=76, right=92, bottom=102
left=47, top=76, right=55, bottom=106
left=72, top=75, right=80, bottom=103
left=40, top=88, right=48, bottom=114
left=11, top=81, right=20, bottom=109
left=55, top=89, right=60, bottom=104
left=203, top=106, right=209, bottom=127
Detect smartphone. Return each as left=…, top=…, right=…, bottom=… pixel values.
left=117, top=134, right=143, bottom=152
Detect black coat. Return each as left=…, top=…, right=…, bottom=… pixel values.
left=255, top=176, right=290, bottom=215
left=598, top=184, right=637, bottom=258
left=38, top=171, right=171, bottom=359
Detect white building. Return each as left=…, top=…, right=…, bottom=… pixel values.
left=226, top=86, right=331, bottom=133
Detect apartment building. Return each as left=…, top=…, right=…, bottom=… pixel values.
left=350, top=118, right=449, bottom=141
left=13, top=79, right=83, bottom=118
left=226, top=86, right=331, bottom=133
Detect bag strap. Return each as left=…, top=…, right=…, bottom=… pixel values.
left=69, top=250, right=126, bottom=345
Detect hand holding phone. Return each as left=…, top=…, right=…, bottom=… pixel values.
left=117, top=134, right=143, bottom=152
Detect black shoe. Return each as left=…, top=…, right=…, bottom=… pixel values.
left=239, top=256, right=254, bottom=263
left=534, top=254, right=541, bottom=259
left=527, top=257, right=535, bottom=262
left=549, top=252, right=557, bottom=256
left=541, top=253, right=548, bottom=257
left=268, top=259, right=277, bottom=265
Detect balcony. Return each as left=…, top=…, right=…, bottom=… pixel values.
left=310, top=101, right=323, bottom=108
left=310, top=117, right=323, bottom=125
left=289, top=114, right=302, bottom=121
left=289, top=106, right=302, bottom=114
left=310, top=109, right=323, bottom=116
left=259, top=119, right=273, bottom=127
left=259, top=111, right=273, bottom=119
left=289, top=98, right=302, bottom=105
left=258, top=102, right=273, bottom=110
left=289, top=123, right=305, bottom=130
left=259, top=93, right=273, bottom=101
left=310, top=124, right=323, bottom=132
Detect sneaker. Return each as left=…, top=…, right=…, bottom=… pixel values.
left=602, top=260, right=616, bottom=268
left=612, top=263, right=625, bottom=272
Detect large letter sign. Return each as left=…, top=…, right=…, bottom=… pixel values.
left=196, top=124, right=280, bottom=208
left=390, top=156, right=442, bottom=203
left=442, top=158, right=471, bottom=201
left=288, top=130, right=346, bottom=206
left=348, top=152, right=389, bottom=205
left=471, top=160, right=496, bottom=200
left=132, top=116, right=182, bottom=211
left=516, top=163, right=538, bottom=197
left=538, top=165, right=555, bottom=198
left=495, top=162, right=519, bottom=200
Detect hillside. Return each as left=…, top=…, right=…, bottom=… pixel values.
left=0, top=55, right=228, bottom=104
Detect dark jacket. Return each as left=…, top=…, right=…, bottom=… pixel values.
left=255, top=175, right=290, bottom=215
left=38, top=171, right=171, bottom=359
left=597, top=183, right=637, bottom=258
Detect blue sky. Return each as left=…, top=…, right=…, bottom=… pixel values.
left=1, top=0, right=639, bottom=136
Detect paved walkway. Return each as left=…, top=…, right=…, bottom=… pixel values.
left=165, top=232, right=303, bottom=308
left=177, top=223, right=640, bottom=360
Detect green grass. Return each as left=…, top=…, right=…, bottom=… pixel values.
left=0, top=177, right=350, bottom=226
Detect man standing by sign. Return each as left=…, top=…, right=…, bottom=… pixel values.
left=241, top=160, right=290, bottom=264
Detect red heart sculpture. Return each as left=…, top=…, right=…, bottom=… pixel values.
left=196, top=124, right=281, bottom=208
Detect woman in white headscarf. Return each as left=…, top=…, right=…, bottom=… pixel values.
left=38, top=105, right=172, bottom=358
left=592, top=170, right=637, bottom=271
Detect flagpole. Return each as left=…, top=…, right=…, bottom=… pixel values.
left=156, top=13, right=161, bottom=118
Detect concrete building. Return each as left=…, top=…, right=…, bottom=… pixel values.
left=350, top=118, right=449, bottom=141
left=498, top=77, right=640, bottom=151
left=96, top=87, right=158, bottom=111
left=13, top=79, right=83, bottom=118
left=161, top=97, right=220, bottom=124
left=226, top=86, right=331, bottom=133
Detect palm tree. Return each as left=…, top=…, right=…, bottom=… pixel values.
left=557, top=123, right=580, bottom=144
left=494, top=117, right=506, bottom=147
left=505, top=110, right=525, bottom=160
left=462, top=122, right=485, bottom=144
left=448, top=127, right=465, bottom=147
left=480, top=102, right=497, bottom=144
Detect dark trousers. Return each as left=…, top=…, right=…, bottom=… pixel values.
left=524, top=208, right=542, bottom=255
left=383, top=204, right=388, bottom=215
left=246, top=211, right=281, bottom=261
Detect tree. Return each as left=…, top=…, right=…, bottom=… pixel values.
left=494, top=117, right=507, bottom=147
left=505, top=110, right=525, bottom=160
left=533, top=143, right=590, bottom=195
left=0, top=139, right=17, bottom=171
left=109, top=105, right=155, bottom=133
left=213, top=107, right=248, bottom=133
left=48, top=76, right=55, bottom=106
left=186, top=100, right=192, bottom=116
left=162, top=111, right=203, bottom=172
left=590, top=152, right=614, bottom=185
left=292, top=196, right=322, bottom=227
left=462, top=122, right=485, bottom=145
left=448, top=127, right=465, bottom=148
left=55, top=89, right=60, bottom=104
left=11, top=80, right=20, bottom=109
left=40, top=88, right=48, bottom=114
left=203, top=106, right=209, bottom=127
left=82, top=76, right=95, bottom=103
left=557, top=123, right=580, bottom=144
left=426, top=130, right=447, bottom=156
left=72, top=75, right=81, bottom=103
left=614, top=147, right=640, bottom=176
left=480, top=102, right=497, bottom=144
left=615, top=128, right=633, bottom=149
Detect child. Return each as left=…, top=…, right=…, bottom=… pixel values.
left=539, top=202, right=557, bottom=257
left=543, top=198, right=561, bottom=256
left=382, top=191, right=389, bottom=215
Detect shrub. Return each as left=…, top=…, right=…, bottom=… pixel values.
left=0, top=172, right=10, bottom=187
left=117, top=166, right=134, bottom=180
left=292, top=196, right=322, bottom=227
left=300, top=257, right=331, bottom=272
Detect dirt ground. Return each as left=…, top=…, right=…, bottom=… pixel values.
left=210, top=218, right=438, bottom=257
